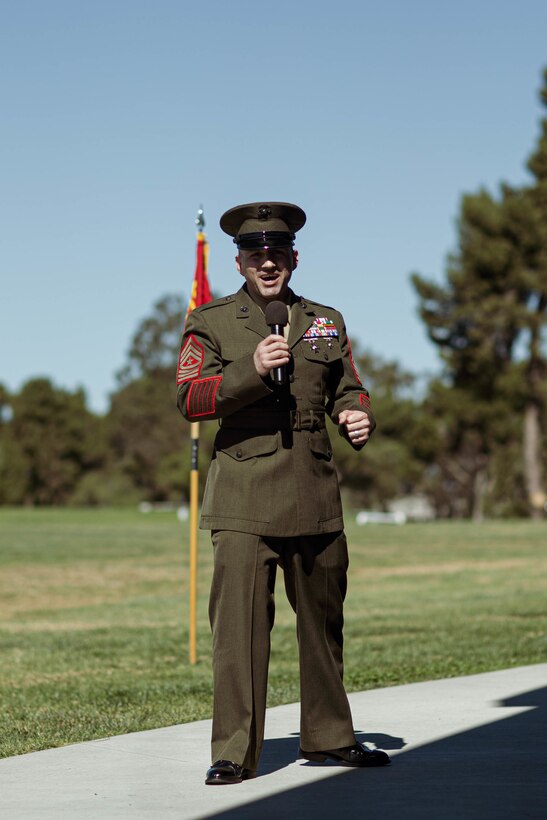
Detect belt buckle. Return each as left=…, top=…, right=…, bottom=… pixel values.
left=291, top=410, right=301, bottom=430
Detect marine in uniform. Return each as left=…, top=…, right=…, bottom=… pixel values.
left=176, top=202, right=390, bottom=784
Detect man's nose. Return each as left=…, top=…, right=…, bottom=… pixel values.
left=261, top=257, right=277, bottom=269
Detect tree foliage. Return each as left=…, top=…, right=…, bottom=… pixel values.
left=116, top=293, right=185, bottom=386
left=1, top=379, right=104, bottom=505
left=411, top=68, right=547, bottom=518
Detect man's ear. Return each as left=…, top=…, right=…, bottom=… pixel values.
left=235, top=254, right=243, bottom=275
left=292, top=250, right=299, bottom=270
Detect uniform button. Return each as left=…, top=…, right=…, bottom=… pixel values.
left=289, top=374, right=295, bottom=382
left=240, top=305, right=248, bottom=312
left=236, top=449, right=243, bottom=458
left=300, top=302, right=307, bottom=309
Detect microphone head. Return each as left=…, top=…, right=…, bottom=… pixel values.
left=265, top=300, right=289, bottom=327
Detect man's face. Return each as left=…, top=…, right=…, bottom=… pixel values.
left=236, top=246, right=298, bottom=305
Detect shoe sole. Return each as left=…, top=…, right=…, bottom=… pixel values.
left=205, top=770, right=256, bottom=785
left=299, top=749, right=391, bottom=767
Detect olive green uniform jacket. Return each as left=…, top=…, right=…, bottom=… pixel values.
left=176, top=286, right=374, bottom=536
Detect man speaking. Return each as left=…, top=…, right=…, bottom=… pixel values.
left=177, top=201, right=390, bottom=784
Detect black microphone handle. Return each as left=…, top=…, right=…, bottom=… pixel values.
left=270, top=323, right=287, bottom=385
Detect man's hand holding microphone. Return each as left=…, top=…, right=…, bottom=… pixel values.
left=253, top=301, right=290, bottom=383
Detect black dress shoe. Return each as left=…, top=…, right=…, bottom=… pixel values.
left=205, top=759, right=256, bottom=785
left=299, top=742, right=391, bottom=767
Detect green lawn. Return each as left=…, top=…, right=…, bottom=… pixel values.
left=0, top=508, right=545, bottom=758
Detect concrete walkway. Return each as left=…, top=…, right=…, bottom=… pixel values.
left=1, top=664, right=546, bottom=820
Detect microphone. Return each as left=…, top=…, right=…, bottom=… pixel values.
left=264, top=300, right=289, bottom=385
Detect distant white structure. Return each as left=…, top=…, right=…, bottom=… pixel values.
left=138, top=502, right=188, bottom=520
left=388, top=494, right=436, bottom=521
left=356, top=510, right=407, bottom=525
left=356, top=495, right=436, bottom=525
left=176, top=506, right=189, bottom=521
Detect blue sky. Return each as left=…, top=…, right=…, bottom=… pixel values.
left=2, top=0, right=547, bottom=412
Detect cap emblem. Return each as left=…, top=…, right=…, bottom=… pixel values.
left=257, top=205, right=273, bottom=220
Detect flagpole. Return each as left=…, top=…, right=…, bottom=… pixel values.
left=186, top=207, right=212, bottom=665
left=189, top=419, right=199, bottom=665
left=188, top=206, right=206, bottom=666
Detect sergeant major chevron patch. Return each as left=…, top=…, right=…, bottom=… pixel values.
left=177, top=335, right=204, bottom=384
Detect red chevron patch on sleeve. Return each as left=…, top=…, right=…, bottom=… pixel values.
left=177, top=335, right=204, bottom=384
left=187, top=376, right=222, bottom=417
left=359, top=393, right=371, bottom=411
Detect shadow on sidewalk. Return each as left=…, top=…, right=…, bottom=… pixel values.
left=203, top=685, right=547, bottom=820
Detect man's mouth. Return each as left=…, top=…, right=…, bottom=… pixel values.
left=260, top=274, right=279, bottom=284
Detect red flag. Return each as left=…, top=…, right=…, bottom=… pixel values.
left=186, top=231, right=212, bottom=317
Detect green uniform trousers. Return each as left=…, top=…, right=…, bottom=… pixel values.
left=209, top=529, right=356, bottom=771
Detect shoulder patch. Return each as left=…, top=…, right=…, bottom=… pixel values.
left=177, top=335, right=204, bottom=384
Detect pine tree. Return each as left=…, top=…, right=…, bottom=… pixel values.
left=411, top=68, right=547, bottom=518
left=412, top=189, right=519, bottom=518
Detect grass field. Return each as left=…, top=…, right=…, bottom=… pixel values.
left=0, top=508, right=545, bottom=758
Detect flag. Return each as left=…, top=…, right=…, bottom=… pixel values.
left=186, top=230, right=212, bottom=317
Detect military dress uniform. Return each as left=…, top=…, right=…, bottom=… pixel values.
left=176, top=202, right=388, bottom=782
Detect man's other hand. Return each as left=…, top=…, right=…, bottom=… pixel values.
left=338, top=410, right=371, bottom=445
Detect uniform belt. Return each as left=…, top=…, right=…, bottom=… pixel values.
left=220, top=409, right=326, bottom=431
